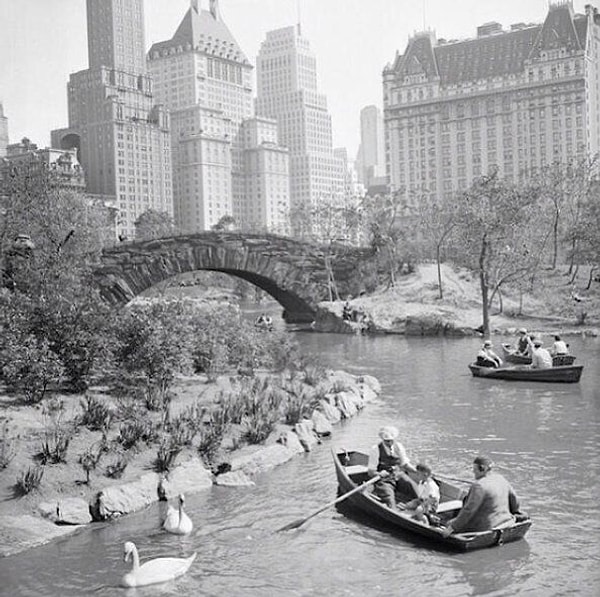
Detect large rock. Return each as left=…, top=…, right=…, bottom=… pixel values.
left=229, top=444, right=297, bottom=476
left=214, top=470, right=255, bottom=487
left=318, top=398, right=342, bottom=424
left=90, top=472, right=160, bottom=521
left=39, top=497, right=92, bottom=525
left=294, top=419, right=320, bottom=452
left=0, top=515, right=78, bottom=557
left=359, top=374, right=381, bottom=395
left=311, top=410, right=333, bottom=436
left=156, top=459, right=213, bottom=500
left=335, top=391, right=359, bottom=419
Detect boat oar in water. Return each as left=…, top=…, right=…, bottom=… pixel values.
left=277, top=475, right=382, bottom=532
left=434, top=474, right=473, bottom=485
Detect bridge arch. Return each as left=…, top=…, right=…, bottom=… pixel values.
left=93, top=232, right=378, bottom=323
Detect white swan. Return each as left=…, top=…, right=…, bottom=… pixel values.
left=120, top=541, right=196, bottom=588
left=163, top=493, right=193, bottom=535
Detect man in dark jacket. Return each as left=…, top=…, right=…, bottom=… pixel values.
left=441, top=456, right=521, bottom=535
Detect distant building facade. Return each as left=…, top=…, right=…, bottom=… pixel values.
left=383, top=2, right=600, bottom=203
left=52, top=0, right=173, bottom=240
left=256, top=25, right=344, bottom=237
left=356, top=105, right=385, bottom=189
left=0, top=102, right=8, bottom=158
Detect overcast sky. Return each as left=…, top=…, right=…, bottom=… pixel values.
left=0, top=0, right=592, bottom=158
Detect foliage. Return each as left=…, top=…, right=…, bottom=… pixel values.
left=211, top=214, right=236, bottom=232
left=104, top=453, right=128, bottom=479
left=0, top=332, right=64, bottom=403
left=154, top=434, right=182, bottom=473
left=134, top=209, right=176, bottom=241
left=0, top=418, right=19, bottom=469
left=196, top=405, right=230, bottom=466
left=117, top=418, right=157, bottom=450
left=78, top=443, right=103, bottom=484
left=280, top=379, right=318, bottom=425
left=79, top=394, right=113, bottom=431
left=39, top=398, right=73, bottom=464
left=15, top=465, right=44, bottom=495
left=240, top=383, right=283, bottom=445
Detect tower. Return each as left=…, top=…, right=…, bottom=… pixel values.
left=359, top=105, right=385, bottom=189
left=255, top=25, right=344, bottom=238
left=0, top=102, right=8, bottom=158
left=53, top=0, right=173, bottom=240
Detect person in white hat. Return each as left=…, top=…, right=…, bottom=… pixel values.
left=367, top=426, right=417, bottom=508
left=476, top=340, right=502, bottom=368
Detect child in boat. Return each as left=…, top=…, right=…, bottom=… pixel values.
left=401, top=463, right=440, bottom=525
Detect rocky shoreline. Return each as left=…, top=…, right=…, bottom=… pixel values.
left=0, top=370, right=381, bottom=558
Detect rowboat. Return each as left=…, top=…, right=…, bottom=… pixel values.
left=333, top=450, right=532, bottom=551
left=469, top=363, right=583, bottom=383
left=501, top=344, right=576, bottom=367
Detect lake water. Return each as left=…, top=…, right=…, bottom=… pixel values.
left=0, top=330, right=599, bottom=596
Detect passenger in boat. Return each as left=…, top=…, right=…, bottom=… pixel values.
left=367, top=426, right=418, bottom=509
left=401, top=463, right=440, bottom=525
left=515, top=328, right=531, bottom=356
left=476, top=340, right=502, bottom=368
left=441, top=456, right=521, bottom=536
left=530, top=338, right=553, bottom=369
left=550, top=335, right=569, bottom=356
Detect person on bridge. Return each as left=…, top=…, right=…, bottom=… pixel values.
left=441, top=456, right=522, bottom=536
left=255, top=313, right=273, bottom=330
left=367, top=426, right=417, bottom=509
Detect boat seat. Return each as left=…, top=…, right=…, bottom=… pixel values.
left=345, top=464, right=369, bottom=477
left=437, top=499, right=463, bottom=513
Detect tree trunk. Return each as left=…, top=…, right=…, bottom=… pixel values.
left=552, top=209, right=559, bottom=269
left=436, top=244, right=443, bottom=299
left=479, top=236, right=490, bottom=338
left=586, top=266, right=598, bottom=290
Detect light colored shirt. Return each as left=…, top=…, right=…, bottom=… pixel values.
left=367, top=441, right=411, bottom=475
left=551, top=340, right=568, bottom=355
left=531, top=347, right=553, bottom=369
left=416, top=477, right=441, bottom=503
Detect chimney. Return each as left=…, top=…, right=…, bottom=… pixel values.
left=477, top=22, right=503, bottom=37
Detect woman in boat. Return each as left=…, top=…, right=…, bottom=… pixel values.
left=476, top=340, right=502, bottom=368
left=441, top=456, right=521, bottom=536
left=367, top=426, right=417, bottom=509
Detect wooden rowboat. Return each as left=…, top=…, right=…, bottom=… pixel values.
left=469, top=363, right=583, bottom=383
left=501, top=344, right=576, bottom=367
left=333, top=450, right=532, bottom=552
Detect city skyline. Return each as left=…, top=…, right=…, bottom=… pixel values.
left=0, top=0, right=580, bottom=158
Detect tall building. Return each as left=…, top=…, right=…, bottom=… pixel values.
left=0, top=102, right=8, bottom=158
left=52, top=0, right=173, bottom=240
left=256, top=25, right=344, bottom=237
left=357, top=105, right=385, bottom=189
left=148, top=0, right=288, bottom=232
left=383, top=2, right=600, bottom=204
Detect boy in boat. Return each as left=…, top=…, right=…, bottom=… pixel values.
left=400, top=463, right=440, bottom=525
left=441, top=456, right=521, bottom=536
left=367, top=426, right=417, bottom=509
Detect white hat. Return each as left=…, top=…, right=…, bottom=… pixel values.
left=379, top=426, right=399, bottom=441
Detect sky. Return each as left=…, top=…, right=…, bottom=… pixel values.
left=0, top=0, right=592, bottom=159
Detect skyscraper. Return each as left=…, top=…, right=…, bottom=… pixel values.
left=148, top=0, right=255, bottom=232
left=357, top=105, right=385, bottom=189
left=52, top=0, right=172, bottom=240
left=256, top=25, right=344, bottom=237
left=383, top=3, right=600, bottom=204
left=0, top=102, right=8, bottom=158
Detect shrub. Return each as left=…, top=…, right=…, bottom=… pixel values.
left=39, top=398, right=73, bottom=464
left=154, top=435, right=182, bottom=473
left=15, top=465, right=44, bottom=495
left=301, top=364, right=328, bottom=387
left=0, top=418, right=19, bottom=469
left=78, top=444, right=103, bottom=484
left=241, top=387, right=283, bottom=445
left=79, top=394, right=113, bottom=431
left=117, top=418, right=157, bottom=450
left=196, top=405, right=230, bottom=466
left=1, top=335, right=64, bottom=403
left=281, top=381, right=318, bottom=425
left=104, top=453, right=128, bottom=479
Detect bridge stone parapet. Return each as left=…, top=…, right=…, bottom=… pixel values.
left=93, top=232, right=381, bottom=323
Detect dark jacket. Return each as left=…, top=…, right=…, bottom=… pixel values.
left=451, top=472, right=520, bottom=533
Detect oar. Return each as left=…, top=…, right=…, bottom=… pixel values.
left=434, top=474, right=473, bottom=485
left=277, top=475, right=382, bottom=532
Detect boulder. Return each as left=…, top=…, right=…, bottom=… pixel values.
left=311, top=410, right=333, bottom=436
left=230, top=444, right=297, bottom=476
left=358, top=382, right=378, bottom=404
left=156, top=459, right=214, bottom=500
left=90, top=472, right=160, bottom=521
left=214, top=470, right=255, bottom=487
left=319, top=398, right=341, bottom=424
left=39, top=497, right=92, bottom=525
left=294, top=419, right=320, bottom=452
left=335, top=391, right=359, bottom=419
left=359, top=374, right=382, bottom=395
left=276, top=429, right=305, bottom=454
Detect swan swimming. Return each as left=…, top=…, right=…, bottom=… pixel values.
left=120, top=541, right=196, bottom=588
left=163, top=493, right=193, bottom=535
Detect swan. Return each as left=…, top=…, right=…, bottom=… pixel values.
left=163, top=493, right=193, bottom=535
left=120, top=541, right=196, bottom=588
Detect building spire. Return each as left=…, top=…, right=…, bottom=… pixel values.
left=297, top=0, right=302, bottom=35
left=191, top=0, right=199, bottom=13
left=210, top=0, right=220, bottom=20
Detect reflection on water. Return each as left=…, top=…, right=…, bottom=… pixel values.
left=0, top=332, right=598, bottom=596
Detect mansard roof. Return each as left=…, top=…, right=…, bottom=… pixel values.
left=149, top=7, right=249, bottom=64
left=393, top=6, right=588, bottom=86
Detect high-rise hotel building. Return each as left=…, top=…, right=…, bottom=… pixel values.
left=148, top=0, right=289, bottom=233
left=256, top=25, right=344, bottom=236
left=383, top=2, right=600, bottom=203
left=52, top=0, right=172, bottom=240
left=356, top=105, right=386, bottom=189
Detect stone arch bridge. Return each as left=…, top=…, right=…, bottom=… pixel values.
left=93, top=232, right=381, bottom=323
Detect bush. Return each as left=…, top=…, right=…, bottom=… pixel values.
left=79, top=394, right=113, bottom=431
left=15, top=465, right=44, bottom=495
left=39, top=398, right=73, bottom=464
left=0, top=418, right=19, bottom=469
left=104, top=453, right=128, bottom=479
left=1, top=335, right=64, bottom=403
left=196, top=405, right=230, bottom=466
left=281, top=381, right=318, bottom=425
left=241, top=387, right=283, bottom=445
left=154, top=435, right=182, bottom=473
left=117, top=418, right=157, bottom=450
left=78, top=444, right=103, bottom=484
